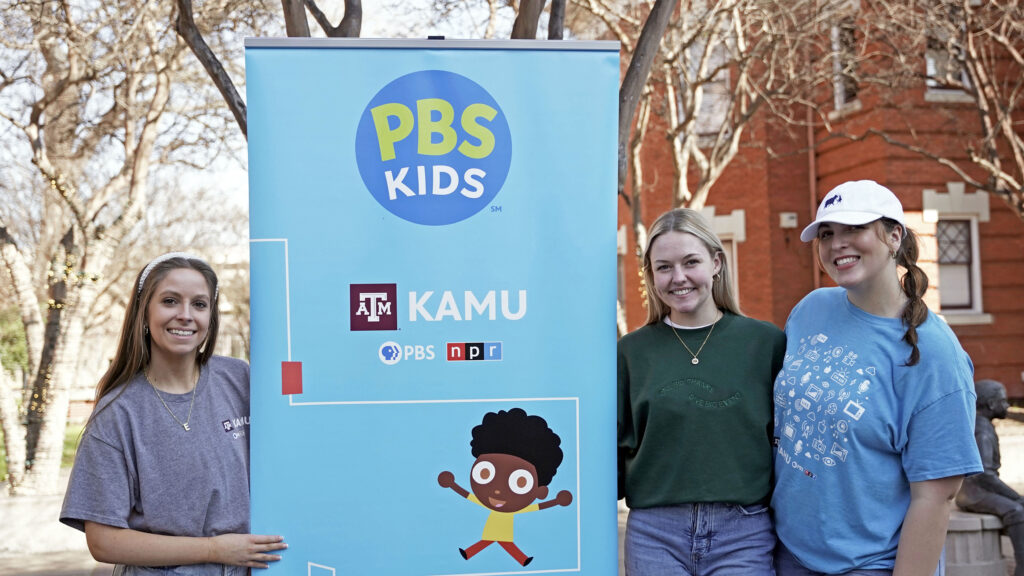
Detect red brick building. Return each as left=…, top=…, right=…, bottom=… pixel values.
left=617, top=37, right=1024, bottom=398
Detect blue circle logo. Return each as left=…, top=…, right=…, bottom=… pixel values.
left=356, top=70, right=512, bottom=226
left=379, top=341, right=402, bottom=365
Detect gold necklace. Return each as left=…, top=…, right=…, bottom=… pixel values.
left=145, top=368, right=199, bottom=431
left=670, top=312, right=721, bottom=365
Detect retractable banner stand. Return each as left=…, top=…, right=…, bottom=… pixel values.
left=245, top=38, right=619, bottom=575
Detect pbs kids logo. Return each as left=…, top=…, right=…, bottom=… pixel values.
left=355, top=70, right=512, bottom=226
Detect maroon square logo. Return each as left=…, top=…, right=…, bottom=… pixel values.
left=350, top=284, right=398, bottom=331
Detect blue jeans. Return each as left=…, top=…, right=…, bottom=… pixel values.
left=625, top=502, right=775, bottom=576
left=774, top=543, right=892, bottom=576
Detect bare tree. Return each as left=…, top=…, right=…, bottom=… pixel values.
left=576, top=0, right=844, bottom=334
left=176, top=0, right=358, bottom=139
left=838, top=0, right=1024, bottom=220
left=172, top=0, right=684, bottom=336
left=0, top=0, right=247, bottom=494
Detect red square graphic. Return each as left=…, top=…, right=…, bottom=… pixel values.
left=282, top=361, right=303, bottom=395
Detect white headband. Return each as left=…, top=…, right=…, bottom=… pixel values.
left=137, top=252, right=218, bottom=300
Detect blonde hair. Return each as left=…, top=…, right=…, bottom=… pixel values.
left=642, top=208, right=741, bottom=326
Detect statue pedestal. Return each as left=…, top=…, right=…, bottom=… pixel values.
left=946, top=509, right=1006, bottom=576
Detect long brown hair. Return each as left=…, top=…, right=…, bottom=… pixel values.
left=93, top=255, right=220, bottom=405
left=642, top=208, right=741, bottom=325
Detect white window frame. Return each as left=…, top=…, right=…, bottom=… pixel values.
left=830, top=14, right=861, bottom=113
left=935, top=218, right=977, bottom=310
left=617, top=225, right=628, bottom=305
left=701, top=207, right=745, bottom=306
left=679, top=41, right=732, bottom=149
left=923, top=182, right=991, bottom=325
left=924, top=17, right=973, bottom=103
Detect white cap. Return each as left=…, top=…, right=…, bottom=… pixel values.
left=800, top=180, right=906, bottom=242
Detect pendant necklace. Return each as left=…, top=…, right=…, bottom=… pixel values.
left=146, top=367, right=199, bottom=431
left=670, top=312, right=721, bottom=365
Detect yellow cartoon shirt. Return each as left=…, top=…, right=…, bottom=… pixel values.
left=468, top=494, right=540, bottom=541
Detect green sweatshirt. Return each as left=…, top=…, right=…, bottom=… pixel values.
left=617, top=312, right=785, bottom=508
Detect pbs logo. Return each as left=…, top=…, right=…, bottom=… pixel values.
left=355, top=70, right=512, bottom=226
left=378, top=341, right=435, bottom=365
left=379, top=341, right=402, bottom=365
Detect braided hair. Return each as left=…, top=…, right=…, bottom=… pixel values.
left=883, top=218, right=928, bottom=366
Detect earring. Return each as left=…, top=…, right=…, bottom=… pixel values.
left=713, top=273, right=721, bottom=281
left=144, top=324, right=149, bottom=335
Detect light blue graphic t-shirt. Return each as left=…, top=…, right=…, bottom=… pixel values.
left=771, top=288, right=981, bottom=573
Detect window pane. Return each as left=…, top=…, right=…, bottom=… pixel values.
left=937, top=219, right=973, bottom=309
left=832, top=17, right=859, bottom=105
left=722, top=239, right=738, bottom=302
left=939, top=264, right=971, bottom=308
left=937, top=220, right=971, bottom=264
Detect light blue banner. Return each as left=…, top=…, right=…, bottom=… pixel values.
left=246, top=39, right=619, bottom=575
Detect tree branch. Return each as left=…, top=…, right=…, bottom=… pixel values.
left=175, top=0, right=248, bottom=138
left=619, top=0, right=679, bottom=196
left=304, top=0, right=361, bottom=37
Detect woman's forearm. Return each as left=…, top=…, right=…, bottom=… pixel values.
left=84, top=521, right=286, bottom=568
left=893, top=476, right=963, bottom=576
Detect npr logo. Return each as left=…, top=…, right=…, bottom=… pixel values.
left=350, top=284, right=397, bottom=331
left=446, top=342, right=502, bottom=362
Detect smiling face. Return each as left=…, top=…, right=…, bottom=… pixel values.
left=469, top=453, right=548, bottom=513
left=145, top=268, right=212, bottom=365
left=816, top=221, right=902, bottom=296
left=649, top=230, right=722, bottom=326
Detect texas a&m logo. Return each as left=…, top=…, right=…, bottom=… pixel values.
left=350, top=284, right=398, bottom=331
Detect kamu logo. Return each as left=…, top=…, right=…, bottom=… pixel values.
left=350, top=284, right=398, bottom=331
left=355, top=70, right=512, bottom=226
left=409, top=290, right=526, bottom=322
left=222, top=415, right=249, bottom=440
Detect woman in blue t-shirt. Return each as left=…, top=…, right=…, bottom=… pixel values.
left=772, top=181, right=982, bottom=575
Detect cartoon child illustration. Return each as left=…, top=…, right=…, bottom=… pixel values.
left=438, top=407, right=573, bottom=567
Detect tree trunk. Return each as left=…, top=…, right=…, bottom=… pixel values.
left=0, top=369, right=26, bottom=492
left=0, top=233, right=43, bottom=379
left=18, top=312, right=82, bottom=494
left=619, top=0, right=680, bottom=197
left=336, top=0, right=361, bottom=37
left=23, top=279, right=65, bottom=469
left=548, top=0, right=565, bottom=39
left=281, top=0, right=311, bottom=37
left=511, top=0, right=546, bottom=39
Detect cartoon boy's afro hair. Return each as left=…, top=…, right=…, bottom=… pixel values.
left=471, top=408, right=564, bottom=486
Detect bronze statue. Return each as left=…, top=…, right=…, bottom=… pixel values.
left=956, top=379, right=1023, bottom=576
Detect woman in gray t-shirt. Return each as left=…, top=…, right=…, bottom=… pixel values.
left=61, top=252, right=287, bottom=575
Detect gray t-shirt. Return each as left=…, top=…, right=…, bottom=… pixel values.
left=61, top=356, right=251, bottom=575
